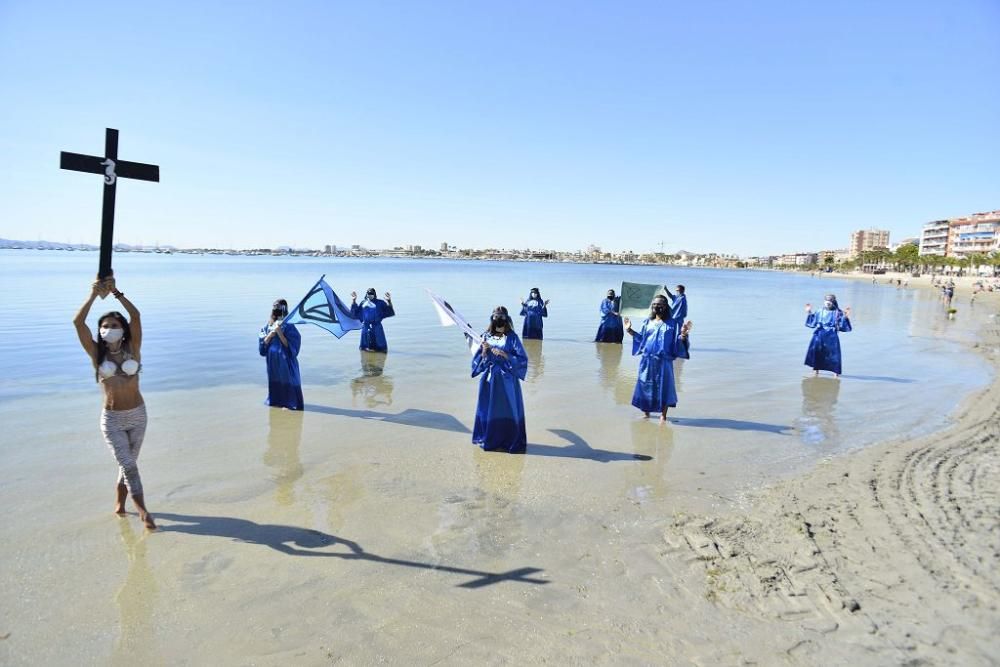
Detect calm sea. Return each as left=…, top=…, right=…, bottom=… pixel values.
left=0, top=249, right=991, bottom=502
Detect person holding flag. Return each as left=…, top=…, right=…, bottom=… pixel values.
left=471, top=306, right=529, bottom=453
left=350, top=288, right=395, bottom=353
left=259, top=299, right=303, bottom=410
left=264, top=275, right=364, bottom=409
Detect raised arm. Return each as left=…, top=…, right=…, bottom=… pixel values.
left=73, top=280, right=103, bottom=364
left=106, top=277, right=142, bottom=354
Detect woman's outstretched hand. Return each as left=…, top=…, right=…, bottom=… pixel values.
left=804, top=303, right=812, bottom=313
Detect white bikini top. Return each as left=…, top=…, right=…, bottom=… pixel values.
left=98, top=351, right=141, bottom=382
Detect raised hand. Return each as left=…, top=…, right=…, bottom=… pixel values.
left=544, top=299, right=550, bottom=306
left=623, top=316, right=631, bottom=330
left=384, top=291, right=391, bottom=301
left=805, top=303, right=812, bottom=313
left=844, top=307, right=852, bottom=317
left=351, top=291, right=357, bottom=300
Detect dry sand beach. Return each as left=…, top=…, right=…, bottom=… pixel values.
left=662, top=288, right=1000, bottom=664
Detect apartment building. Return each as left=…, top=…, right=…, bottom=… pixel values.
left=919, top=211, right=1000, bottom=257
left=947, top=211, right=1000, bottom=258
left=849, top=229, right=890, bottom=257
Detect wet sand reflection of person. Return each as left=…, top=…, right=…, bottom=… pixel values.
left=263, top=409, right=304, bottom=506
left=627, top=420, right=674, bottom=503
left=350, top=350, right=394, bottom=408
left=798, top=376, right=841, bottom=446
left=429, top=452, right=526, bottom=562
left=522, top=339, right=545, bottom=382
left=113, top=520, right=157, bottom=666
left=594, top=342, right=633, bottom=406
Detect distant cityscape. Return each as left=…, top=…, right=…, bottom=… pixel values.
left=4, top=208, right=998, bottom=271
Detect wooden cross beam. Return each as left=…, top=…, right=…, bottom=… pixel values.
left=60, top=128, right=159, bottom=279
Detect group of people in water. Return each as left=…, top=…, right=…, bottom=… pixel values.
left=75, top=275, right=851, bottom=530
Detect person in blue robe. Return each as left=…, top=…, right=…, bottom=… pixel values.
left=519, top=288, right=548, bottom=340
left=472, top=306, right=528, bottom=453
left=665, top=284, right=691, bottom=359
left=804, top=294, right=852, bottom=376
left=350, top=288, right=395, bottom=352
left=624, top=295, right=682, bottom=422
left=594, top=289, right=624, bottom=343
left=259, top=299, right=304, bottom=410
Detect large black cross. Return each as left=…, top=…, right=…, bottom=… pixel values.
left=60, top=128, right=159, bottom=279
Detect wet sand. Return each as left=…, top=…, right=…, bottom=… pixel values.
left=1, top=289, right=998, bottom=665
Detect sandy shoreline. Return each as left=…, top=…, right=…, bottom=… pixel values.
left=666, top=291, right=1000, bottom=663
left=2, top=265, right=998, bottom=665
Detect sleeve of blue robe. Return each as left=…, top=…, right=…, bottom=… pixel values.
left=472, top=333, right=528, bottom=381
left=379, top=300, right=395, bottom=320
left=805, top=312, right=820, bottom=328
left=631, top=319, right=650, bottom=356
left=350, top=302, right=361, bottom=319
left=601, top=299, right=615, bottom=317
left=282, top=323, right=302, bottom=357
left=259, top=325, right=270, bottom=356
left=837, top=312, right=852, bottom=332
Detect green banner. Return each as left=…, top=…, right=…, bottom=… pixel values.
left=619, top=281, right=668, bottom=321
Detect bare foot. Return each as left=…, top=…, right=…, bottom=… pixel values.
left=660, top=414, right=668, bottom=423
left=114, top=483, right=127, bottom=515
left=643, top=412, right=651, bottom=419
left=140, top=512, right=157, bottom=531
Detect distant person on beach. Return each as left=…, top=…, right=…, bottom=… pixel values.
left=594, top=289, right=624, bottom=343
left=350, top=288, right=395, bottom=352
left=259, top=299, right=303, bottom=410
left=804, top=294, right=852, bottom=377
left=472, top=306, right=528, bottom=453
left=623, top=295, right=682, bottom=422
left=73, top=275, right=156, bottom=530
left=520, top=288, right=548, bottom=339
left=944, top=285, right=954, bottom=308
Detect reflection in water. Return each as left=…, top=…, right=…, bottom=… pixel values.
left=627, top=420, right=674, bottom=503
left=351, top=350, right=394, bottom=408
left=113, top=521, right=159, bottom=667
left=263, top=409, right=304, bottom=506
left=596, top=342, right=635, bottom=406
left=474, top=452, right=526, bottom=556
left=523, top=339, right=545, bottom=381
left=430, top=452, right=526, bottom=563
left=322, top=468, right=366, bottom=532
left=595, top=342, right=623, bottom=392
left=673, top=358, right=686, bottom=393
left=798, top=376, right=841, bottom=446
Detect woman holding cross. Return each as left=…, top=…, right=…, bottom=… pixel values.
left=73, top=275, right=156, bottom=530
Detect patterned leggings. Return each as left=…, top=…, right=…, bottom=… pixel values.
left=100, top=405, right=147, bottom=497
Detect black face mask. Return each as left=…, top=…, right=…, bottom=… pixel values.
left=366, top=292, right=377, bottom=300
left=272, top=308, right=286, bottom=318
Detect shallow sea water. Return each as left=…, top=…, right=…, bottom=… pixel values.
left=0, top=250, right=992, bottom=663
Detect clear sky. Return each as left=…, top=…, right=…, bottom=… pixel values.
left=1, top=1, right=998, bottom=255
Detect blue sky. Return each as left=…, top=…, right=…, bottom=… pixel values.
left=1, top=1, right=997, bottom=255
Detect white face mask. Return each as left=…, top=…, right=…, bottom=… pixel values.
left=100, top=327, right=124, bottom=343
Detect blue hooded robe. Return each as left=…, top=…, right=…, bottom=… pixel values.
left=804, top=307, right=852, bottom=375
left=471, top=331, right=528, bottom=453
left=259, top=322, right=304, bottom=410
left=520, top=298, right=547, bottom=340
left=630, top=318, right=680, bottom=413
left=351, top=298, right=395, bottom=352
left=595, top=297, right=624, bottom=343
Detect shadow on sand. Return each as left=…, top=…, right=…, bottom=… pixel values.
left=304, top=403, right=471, bottom=434
left=669, top=417, right=793, bottom=435
left=156, top=512, right=547, bottom=589
left=839, top=374, right=916, bottom=384
left=521, top=429, right=653, bottom=462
